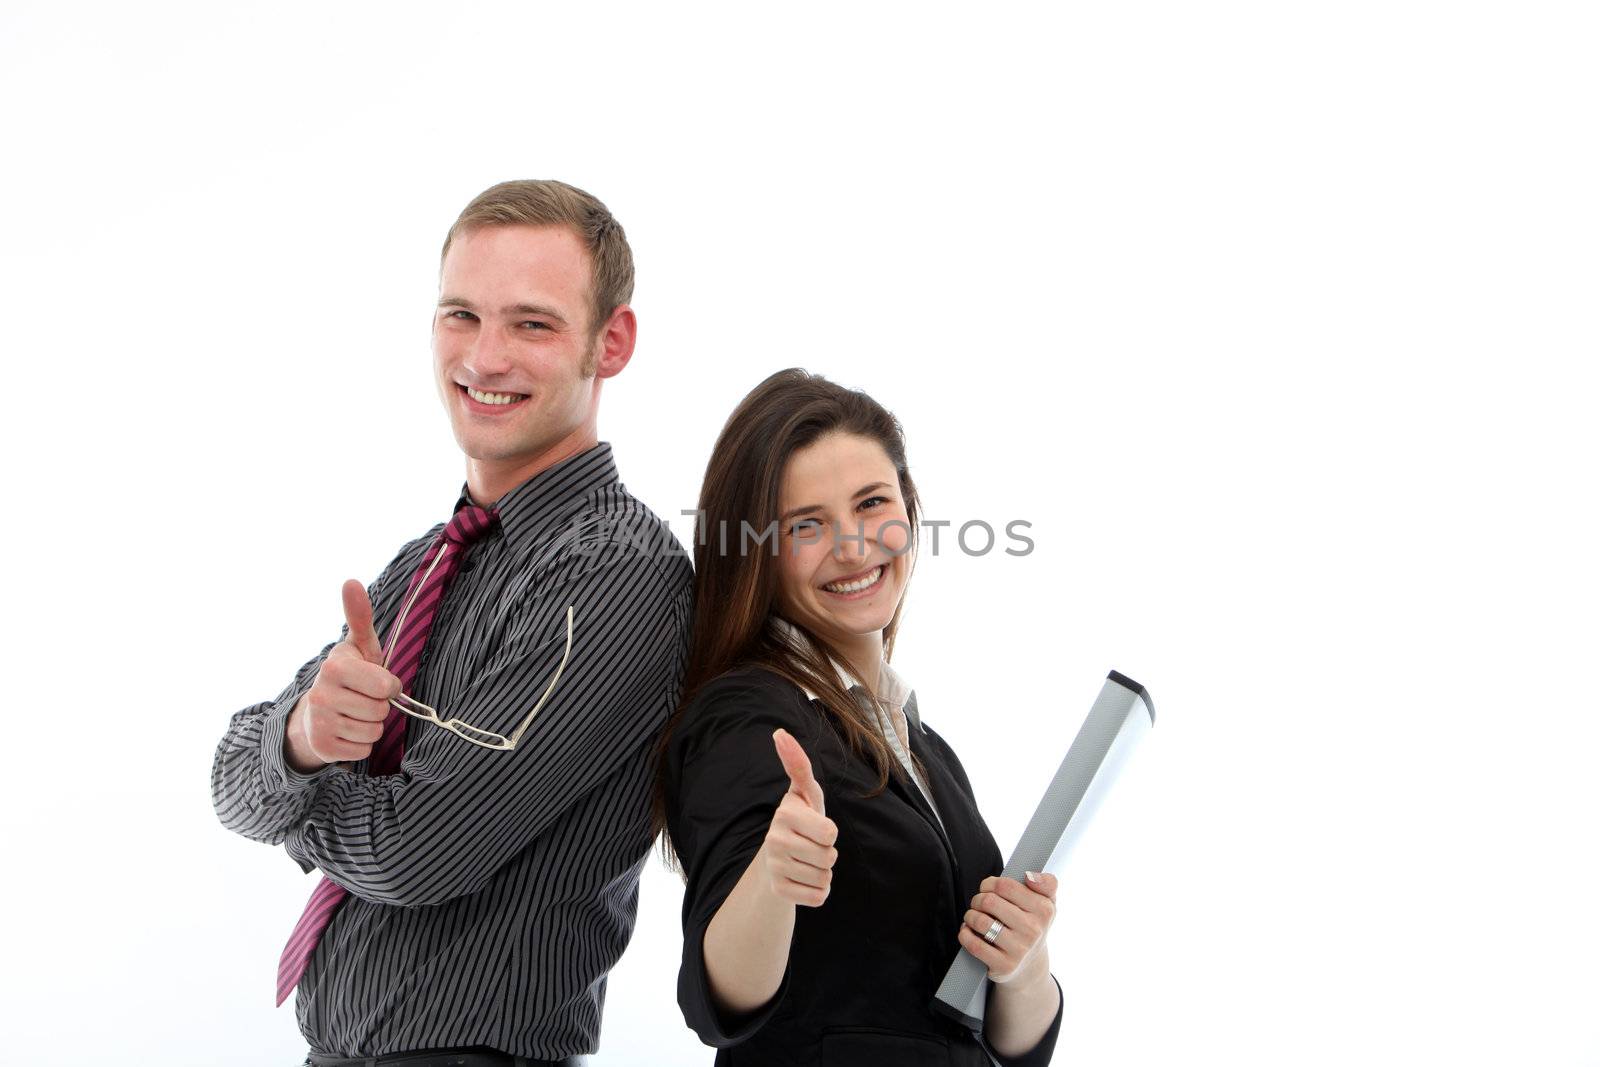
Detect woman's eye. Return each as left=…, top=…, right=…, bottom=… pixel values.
left=858, top=496, right=889, bottom=510
left=789, top=519, right=821, bottom=537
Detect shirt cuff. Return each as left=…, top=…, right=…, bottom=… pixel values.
left=283, top=823, right=317, bottom=875
left=259, top=691, right=338, bottom=795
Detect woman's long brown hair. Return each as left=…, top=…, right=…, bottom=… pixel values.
left=651, top=368, right=923, bottom=864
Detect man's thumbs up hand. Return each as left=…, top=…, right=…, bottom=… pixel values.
left=283, top=581, right=404, bottom=773
left=759, top=729, right=839, bottom=908
left=341, top=578, right=385, bottom=664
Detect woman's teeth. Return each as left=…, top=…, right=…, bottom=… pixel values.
left=466, top=386, right=526, bottom=405
left=823, top=566, right=883, bottom=594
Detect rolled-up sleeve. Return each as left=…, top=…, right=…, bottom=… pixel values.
left=985, top=974, right=1064, bottom=1067
left=664, top=674, right=821, bottom=1047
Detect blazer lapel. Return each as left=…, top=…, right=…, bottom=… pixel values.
left=896, top=729, right=961, bottom=883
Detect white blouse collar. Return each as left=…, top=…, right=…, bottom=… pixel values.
left=769, top=617, right=922, bottom=733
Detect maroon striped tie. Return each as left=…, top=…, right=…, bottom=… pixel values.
left=275, top=503, right=499, bottom=1006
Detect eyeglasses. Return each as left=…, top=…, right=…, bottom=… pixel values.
left=381, top=540, right=576, bottom=751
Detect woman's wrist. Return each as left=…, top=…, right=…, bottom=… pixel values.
left=1000, top=947, right=1052, bottom=994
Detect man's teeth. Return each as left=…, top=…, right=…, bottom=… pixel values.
left=823, top=566, right=883, bottom=594
left=466, top=386, right=526, bottom=405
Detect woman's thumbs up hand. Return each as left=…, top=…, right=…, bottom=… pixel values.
left=774, top=726, right=826, bottom=815
left=760, top=728, right=839, bottom=907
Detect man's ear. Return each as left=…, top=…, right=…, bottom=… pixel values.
left=593, top=304, right=637, bottom=380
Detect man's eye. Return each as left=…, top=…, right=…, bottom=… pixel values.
left=519, top=321, right=551, bottom=331
left=446, top=309, right=476, bottom=321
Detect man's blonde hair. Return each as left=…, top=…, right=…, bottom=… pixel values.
left=442, top=179, right=634, bottom=335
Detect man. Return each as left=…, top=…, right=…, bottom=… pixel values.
left=212, top=180, right=692, bottom=1067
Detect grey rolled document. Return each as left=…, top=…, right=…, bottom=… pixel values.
left=933, top=670, right=1155, bottom=1032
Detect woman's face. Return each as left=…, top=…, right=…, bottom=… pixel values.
left=774, top=432, right=913, bottom=656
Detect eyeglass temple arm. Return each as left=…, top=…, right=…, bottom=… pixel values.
left=385, top=605, right=575, bottom=740
left=502, top=606, right=575, bottom=749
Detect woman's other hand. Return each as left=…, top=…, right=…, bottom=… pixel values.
left=957, top=872, right=1058, bottom=984
left=761, top=728, right=839, bottom=907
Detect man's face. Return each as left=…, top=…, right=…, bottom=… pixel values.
left=432, top=224, right=603, bottom=481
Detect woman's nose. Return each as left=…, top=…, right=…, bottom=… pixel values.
left=831, top=519, right=869, bottom=564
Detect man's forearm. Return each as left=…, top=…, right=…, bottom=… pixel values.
left=279, top=546, right=687, bottom=906
left=211, top=685, right=333, bottom=844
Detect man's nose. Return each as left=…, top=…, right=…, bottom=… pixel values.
left=463, top=324, right=514, bottom=379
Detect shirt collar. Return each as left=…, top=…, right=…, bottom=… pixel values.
left=452, top=442, right=620, bottom=549
left=769, top=617, right=922, bottom=732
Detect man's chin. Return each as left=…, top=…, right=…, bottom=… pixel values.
left=448, top=409, right=592, bottom=468
left=461, top=443, right=541, bottom=465
left=449, top=425, right=522, bottom=462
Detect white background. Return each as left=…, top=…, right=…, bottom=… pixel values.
left=2, top=2, right=1596, bottom=1064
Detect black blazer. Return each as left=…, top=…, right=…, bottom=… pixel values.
left=663, top=666, right=1061, bottom=1067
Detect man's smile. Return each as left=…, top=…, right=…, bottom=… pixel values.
left=459, top=383, right=530, bottom=411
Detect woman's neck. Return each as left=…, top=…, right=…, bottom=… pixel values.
left=833, top=631, right=884, bottom=695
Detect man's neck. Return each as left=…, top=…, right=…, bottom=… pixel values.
left=465, top=430, right=598, bottom=506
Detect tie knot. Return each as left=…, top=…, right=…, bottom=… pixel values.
left=444, top=504, right=499, bottom=546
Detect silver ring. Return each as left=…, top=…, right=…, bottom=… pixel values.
left=982, top=919, right=1004, bottom=945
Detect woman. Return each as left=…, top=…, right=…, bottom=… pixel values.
left=657, top=370, right=1063, bottom=1066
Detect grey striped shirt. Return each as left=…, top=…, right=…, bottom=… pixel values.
left=212, top=443, right=692, bottom=1058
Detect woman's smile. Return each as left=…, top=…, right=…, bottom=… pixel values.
left=818, top=564, right=887, bottom=599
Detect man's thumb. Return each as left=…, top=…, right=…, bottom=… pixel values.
left=773, top=728, right=825, bottom=814
left=341, top=579, right=384, bottom=663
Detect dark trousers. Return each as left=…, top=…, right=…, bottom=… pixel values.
left=305, top=1049, right=586, bottom=1067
